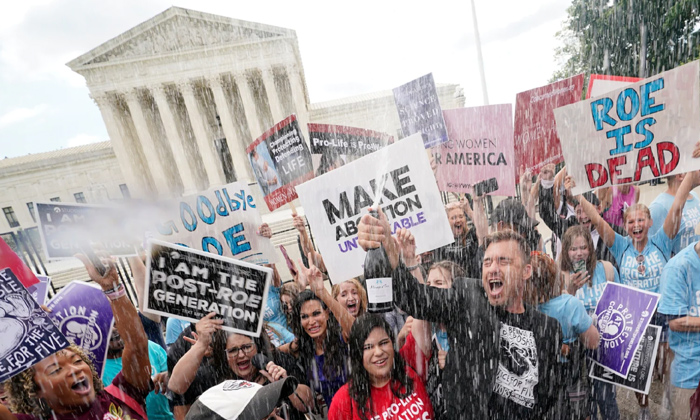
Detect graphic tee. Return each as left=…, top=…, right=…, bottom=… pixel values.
left=328, top=367, right=434, bottom=420
left=538, top=294, right=593, bottom=344
left=658, top=241, right=700, bottom=389
left=15, top=373, right=148, bottom=420
left=263, top=285, right=294, bottom=344
left=103, top=341, right=173, bottom=420
left=649, top=191, right=700, bottom=255
left=489, top=311, right=540, bottom=417
left=610, top=230, right=672, bottom=293
left=574, top=261, right=618, bottom=314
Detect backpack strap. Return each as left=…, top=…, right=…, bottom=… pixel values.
left=104, top=384, right=147, bottom=419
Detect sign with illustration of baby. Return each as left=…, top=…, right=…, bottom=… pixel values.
left=0, top=268, right=69, bottom=383
left=246, top=115, right=314, bottom=211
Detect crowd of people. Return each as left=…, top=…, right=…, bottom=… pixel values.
left=2, top=159, right=700, bottom=420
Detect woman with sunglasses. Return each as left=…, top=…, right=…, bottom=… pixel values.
left=328, top=313, right=433, bottom=420
left=168, top=313, right=313, bottom=419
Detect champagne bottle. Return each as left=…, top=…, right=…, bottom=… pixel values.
left=364, top=209, right=393, bottom=313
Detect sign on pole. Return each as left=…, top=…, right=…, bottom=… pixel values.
left=246, top=115, right=314, bottom=211
left=0, top=238, right=40, bottom=288
left=26, top=275, right=51, bottom=306
left=143, top=240, right=272, bottom=337
left=155, top=182, right=275, bottom=265
left=393, top=73, right=449, bottom=148
left=35, top=202, right=138, bottom=259
left=586, top=74, right=642, bottom=99
left=513, top=74, right=584, bottom=178
left=593, top=283, right=659, bottom=378
left=0, top=268, right=69, bottom=383
left=590, top=324, right=661, bottom=394
left=46, top=281, right=115, bottom=378
left=434, top=105, right=516, bottom=195
left=554, top=61, right=700, bottom=195
left=308, top=123, right=393, bottom=176
left=295, top=133, right=454, bottom=283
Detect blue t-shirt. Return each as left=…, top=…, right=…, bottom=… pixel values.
left=165, top=318, right=191, bottom=346
left=574, top=261, right=618, bottom=314
left=649, top=191, right=700, bottom=255
left=658, top=241, right=700, bottom=389
left=103, top=341, right=174, bottom=420
left=610, top=230, right=673, bottom=293
left=538, top=294, right=593, bottom=344
left=263, top=286, right=294, bottom=344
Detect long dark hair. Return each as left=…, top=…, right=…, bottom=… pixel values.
left=348, top=314, right=413, bottom=420
left=290, top=290, right=347, bottom=381
left=210, top=326, right=275, bottom=380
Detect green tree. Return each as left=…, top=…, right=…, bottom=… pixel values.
left=551, top=0, right=700, bottom=83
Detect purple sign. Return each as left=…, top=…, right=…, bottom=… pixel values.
left=47, top=281, right=114, bottom=378
left=0, top=269, right=69, bottom=383
left=393, top=73, right=448, bottom=148
left=26, top=275, right=51, bottom=306
left=593, top=283, right=659, bottom=378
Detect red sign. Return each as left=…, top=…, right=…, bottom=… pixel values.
left=513, top=74, right=584, bottom=178
left=0, top=237, right=40, bottom=288
left=586, top=74, right=643, bottom=99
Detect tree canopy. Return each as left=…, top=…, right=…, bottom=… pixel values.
left=551, top=0, right=700, bottom=83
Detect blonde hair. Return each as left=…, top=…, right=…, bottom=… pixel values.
left=623, top=203, right=651, bottom=223
left=331, top=278, right=368, bottom=316
left=526, top=252, right=562, bottom=305
left=7, top=344, right=104, bottom=419
left=560, top=225, right=598, bottom=277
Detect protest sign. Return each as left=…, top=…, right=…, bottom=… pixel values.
left=35, top=202, right=138, bottom=259
left=144, top=240, right=272, bottom=337
left=246, top=115, right=314, bottom=211
left=308, top=123, right=393, bottom=176
left=586, top=74, right=642, bottom=99
left=155, top=182, right=275, bottom=265
left=0, top=237, right=40, bottom=288
left=26, top=275, right=51, bottom=306
left=593, top=282, right=659, bottom=378
left=590, top=324, right=661, bottom=394
left=46, top=281, right=114, bottom=378
left=434, top=105, right=516, bottom=195
left=393, top=73, right=449, bottom=148
left=513, top=74, right=584, bottom=178
left=554, top=61, right=700, bottom=195
left=0, top=268, right=69, bottom=383
left=295, top=133, right=454, bottom=283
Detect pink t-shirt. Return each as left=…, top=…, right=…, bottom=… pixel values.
left=603, top=186, right=636, bottom=227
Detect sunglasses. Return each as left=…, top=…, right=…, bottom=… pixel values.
left=637, top=254, right=646, bottom=275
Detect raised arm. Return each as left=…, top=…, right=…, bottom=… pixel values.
left=77, top=254, right=151, bottom=392
left=129, top=253, right=160, bottom=324
left=293, top=214, right=327, bottom=272
left=553, top=166, right=568, bottom=212
left=664, top=171, right=700, bottom=239
left=168, top=313, right=222, bottom=394
left=471, top=195, right=489, bottom=246
left=305, top=255, right=354, bottom=341
left=395, top=229, right=430, bottom=355
left=568, top=176, right=616, bottom=248
left=520, top=170, right=537, bottom=220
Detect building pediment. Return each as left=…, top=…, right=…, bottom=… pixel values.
left=67, top=7, right=294, bottom=70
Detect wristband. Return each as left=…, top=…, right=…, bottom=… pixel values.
left=404, top=263, right=420, bottom=271
left=104, top=283, right=126, bottom=301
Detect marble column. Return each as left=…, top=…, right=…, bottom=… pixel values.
left=123, top=89, right=171, bottom=196
left=149, top=85, right=199, bottom=194
left=178, top=80, right=226, bottom=188
left=90, top=93, right=150, bottom=198
left=208, top=75, right=253, bottom=182
left=234, top=71, right=263, bottom=139
left=261, top=68, right=285, bottom=123
left=285, top=64, right=309, bottom=138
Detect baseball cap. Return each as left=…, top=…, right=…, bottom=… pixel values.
left=491, top=198, right=540, bottom=231
left=185, top=378, right=298, bottom=420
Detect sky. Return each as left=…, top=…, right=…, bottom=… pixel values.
left=0, top=0, right=572, bottom=159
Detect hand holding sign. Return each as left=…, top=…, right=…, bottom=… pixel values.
left=74, top=252, right=118, bottom=291
left=186, top=312, right=223, bottom=351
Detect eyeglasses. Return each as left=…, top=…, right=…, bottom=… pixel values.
left=637, top=254, right=646, bottom=275
left=225, top=343, right=256, bottom=357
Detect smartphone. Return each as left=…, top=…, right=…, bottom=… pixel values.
left=279, top=245, right=297, bottom=277
left=473, top=177, right=499, bottom=197
left=572, top=259, right=586, bottom=274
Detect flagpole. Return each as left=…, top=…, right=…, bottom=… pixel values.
left=470, top=0, right=489, bottom=105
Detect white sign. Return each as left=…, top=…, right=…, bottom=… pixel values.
left=155, top=182, right=276, bottom=265
left=554, top=60, right=700, bottom=195
left=296, top=134, right=453, bottom=283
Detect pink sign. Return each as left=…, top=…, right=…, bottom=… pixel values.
left=434, top=105, right=516, bottom=196
left=513, top=74, right=584, bottom=179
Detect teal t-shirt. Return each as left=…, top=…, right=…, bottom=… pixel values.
left=649, top=191, right=700, bottom=255
left=658, top=242, right=700, bottom=389
left=610, top=229, right=672, bottom=293
left=103, top=341, right=174, bottom=420
left=538, top=294, right=593, bottom=344
left=574, top=261, right=618, bottom=314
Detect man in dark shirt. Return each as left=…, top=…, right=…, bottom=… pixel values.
left=358, top=213, right=563, bottom=420
left=430, top=202, right=480, bottom=277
